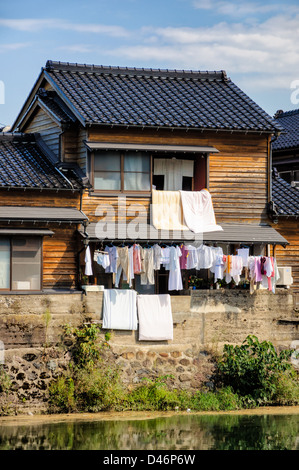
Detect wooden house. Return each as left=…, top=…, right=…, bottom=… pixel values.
left=270, top=170, right=299, bottom=296
left=270, top=109, right=299, bottom=299
left=272, top=109, right=299, bottom=185
left=8, top=60, right=289, bottom=295
left=0, top=132, right=88, bottom=291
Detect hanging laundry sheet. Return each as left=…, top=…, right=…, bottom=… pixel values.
left=152, top=189, right=188, bottom=231
left=179, top=189, right=222, bottom=233
left=137, top=294, right=173, bottom=341
left=102, top=289, right=138, bottom=330
left=84, top=245, right=93, bottom=276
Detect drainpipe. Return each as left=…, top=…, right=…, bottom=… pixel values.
left=269, top=132, right=280, bottom=202
left=55, top=165, right=74, bottom=190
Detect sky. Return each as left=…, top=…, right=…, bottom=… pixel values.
left=1, top=0, right=299, bottom=127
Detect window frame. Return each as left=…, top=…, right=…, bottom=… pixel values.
left=0, top=236, right=43, bottom=292
left=91, top=151, right=153, bottom=196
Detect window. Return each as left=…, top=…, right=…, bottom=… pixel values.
left=153, top=158, right=194, bottom=191
left=0, top=237, right=42, bottom=291
left=93, top=151, right=151, bottom=192
left=0, top=239, right=10, bottom=289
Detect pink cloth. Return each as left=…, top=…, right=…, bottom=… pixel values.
left=179, top=244, right=189, bottom=269
left=255, top=257, right=263, bottom=282
left=133, top=244, right=142, bottom=273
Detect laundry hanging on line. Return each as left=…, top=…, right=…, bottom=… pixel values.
left=91, top=242, right=280, bottom=293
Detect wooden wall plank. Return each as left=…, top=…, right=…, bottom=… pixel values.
left=274, top=219, right=299, bottom=293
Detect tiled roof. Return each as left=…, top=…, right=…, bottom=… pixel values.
left=272, top=109, right=299, bottom=151
left=37, top=89, right=77, bottom=124
left=43, top=60, right=282, bottom=133
left=0, top=133, right=83, bottom=190
left=272, top=170, right=299, bottom=216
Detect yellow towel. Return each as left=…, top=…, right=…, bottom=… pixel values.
left=152, top=189, right=188, bottom=230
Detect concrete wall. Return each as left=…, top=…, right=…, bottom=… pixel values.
left=0, top=288, right=298, bottom=414
left=1, top=288, right=298, bottom=351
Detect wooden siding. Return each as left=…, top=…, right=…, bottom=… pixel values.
left=81, top=192, right=150, bottom=224
left=0, top=189, right=80, bottom=209
left=0, top=221, right=79, bottom=290
left=42, top=225, right=79, bottom=288
left=86, top=127, right=270, bottom=225
left=62, top=126, right=87, bottom=170
left=274, top=219, right=299, bottom=293
left=0, top=190, right=82, bottom=289
left=24, top=107, right=61, bottom=157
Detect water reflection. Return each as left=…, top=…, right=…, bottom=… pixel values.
left=0, top=413, right=298, bottom=450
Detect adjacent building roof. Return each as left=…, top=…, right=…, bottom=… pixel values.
left=0, top=206, right=88, bottom=222
left=13, top=60, right=282, bottom=134
left=0, top=133, right=83, bottom=190
left=272, top=169, right=299, bottom=216
left=272, top=109, right=299, bottom=151
left=79, top=221, right=289, bottom=246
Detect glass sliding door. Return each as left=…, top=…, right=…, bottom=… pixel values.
left=11, top=238, right=42, bottom=291
left=0, top=238, right=10, bottom=289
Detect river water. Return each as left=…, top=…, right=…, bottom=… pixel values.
left=0, top=407, right=298, bottom=451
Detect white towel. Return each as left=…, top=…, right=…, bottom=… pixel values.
left=84, top=246, right=93, bottom=276
left=180, top=189, right=222, bottom=233
left=152, top=189, right=188, bottom=231
left=137, top=294, right=173, bottom=341
left=102, top=289, right=138, bottom=330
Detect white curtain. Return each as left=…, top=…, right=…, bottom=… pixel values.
left=154, top=158, right=194, bottom=190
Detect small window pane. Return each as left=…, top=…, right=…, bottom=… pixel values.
left=124, top=153, right=150, bottom=172
left=0, top=238, right=10, bottom=289
left=152, top=174, right=164, bottom=190
left=182, top=176, right=193, bottom=191
left=94, top=152, right=120, bottom=171
left=11, top=238, right=41, bottom=291
left=94, top=172, right=121, bottom=190
left=124, top=172, right=151, bottom=191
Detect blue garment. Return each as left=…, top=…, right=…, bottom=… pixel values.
left=104, top=245, right=118, bottom=273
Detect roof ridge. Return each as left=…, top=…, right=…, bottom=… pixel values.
left=0, top=132, right=35, bottom=143
left=45, top=60, right=227, bottom=81
left=274, top=108, right=299, bottom=119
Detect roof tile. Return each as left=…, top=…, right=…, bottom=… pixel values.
left=44, top=60, right=282, bottom=132
left=0, top=133, right=82, bottom=190
left=272, top=109, right=299, bottom=151
left=272, top=170, right=299, bottom=216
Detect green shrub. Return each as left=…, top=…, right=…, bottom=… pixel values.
left=190, top=386, right=242, bottom=411
left=75, top=366, right=125, bottom=412
left=0, top=366, right=11, bottom=394
left=217, top=335, right=293, bottom=404
left=272, top=370, right=299, bottom=406
left=48, top=376, right=76, bottom=413
left=49, top=323, right=124, bottom=413
left=125, top=376, right=183, bottom=411
left=64, top=323, right=105, bottom=368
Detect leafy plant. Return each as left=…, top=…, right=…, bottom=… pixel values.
left=48, top=376, right=75, bottom=413
left=64, top=323, right=107, bottom=369
left=0, top=366, right=11, bottom=394
left=217, top=335, right=293, bottom=404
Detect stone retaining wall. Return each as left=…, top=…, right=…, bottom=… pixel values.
left=0, top=288, right=298, bottom=414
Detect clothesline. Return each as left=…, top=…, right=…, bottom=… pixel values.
left=91, top=243, right=280, bottom=293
